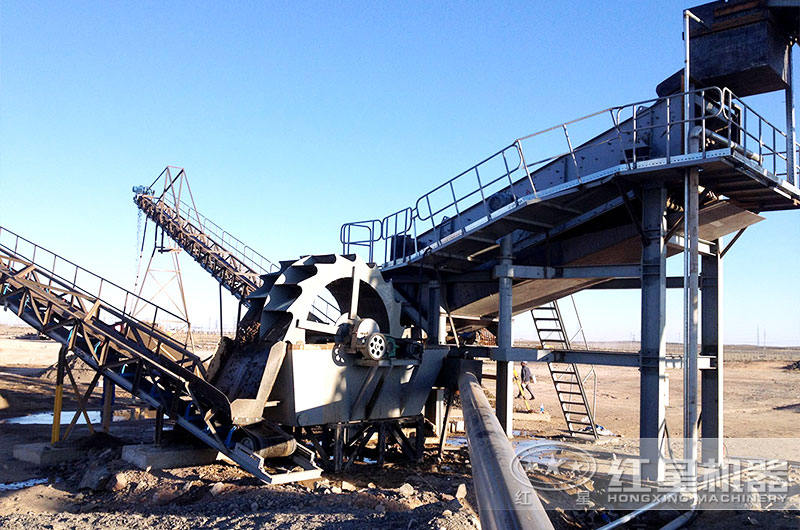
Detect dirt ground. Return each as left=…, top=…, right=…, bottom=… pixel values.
left=504, top=358, right=800, bottom=440
left=1, top=326, right=799, bottom=529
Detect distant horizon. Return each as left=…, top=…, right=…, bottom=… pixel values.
left=0, top=318, right=797, bottom=349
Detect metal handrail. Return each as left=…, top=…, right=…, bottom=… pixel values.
left=341, top=144, right=528, bottom=262
left=342, top=86, right=794, bottom=267
left=142, top=192, right=280, bottom=276
left=0, top=226, right=197, bottom=362
left=518, top=87, right=728, bottom=175
left=413, top=143, right=526, bottom=222
left=727, top=92, right=792, bottom=178
left=175, top=199, right=279, bottom=275
left=340, top=219, right=383, bottom=263
left=138, top=171, right=339, bottom=324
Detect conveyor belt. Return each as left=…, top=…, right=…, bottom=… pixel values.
left=0, top=226, right=320, bottom=484
left=134, top=166, right=338, bottom=322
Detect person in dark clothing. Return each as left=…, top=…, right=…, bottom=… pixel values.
left=515, top=361, right=536, bottom=400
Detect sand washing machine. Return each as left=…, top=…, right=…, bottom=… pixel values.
left=203, top=254, right=449, bottom=469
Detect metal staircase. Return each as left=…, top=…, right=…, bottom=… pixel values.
left=530, top=300, right=598, bottom=440
left=0, top=226, right=321, bottom=484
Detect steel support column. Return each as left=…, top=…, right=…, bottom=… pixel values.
left=683, top=167, right=700, bottom=489
left=427, top=280, right=441, bottom=344
left=101, top=376, right=115, bottom=433
left=640, top=184, right=668, bottom=482
left=101, top=350, right=116, bottom=433
left=787, top=45, right=796, bottom=186
left=154, top=407, right=165, bottom=446
left=496, top=236, right=514, bottom=438
left=51, top=345, right=68, bottom=444
left=701, top=240, right=723, bottom=464
left=425, top=388, right=445, bottom=436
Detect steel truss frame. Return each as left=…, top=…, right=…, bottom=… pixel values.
left=0, top=227, right=321, bottom=484
left=134, top=176, right=262, bottom=303
left=298, top=415, right=425, bottom=473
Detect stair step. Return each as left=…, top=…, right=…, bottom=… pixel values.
left=537, top=300, right=598, bottom=441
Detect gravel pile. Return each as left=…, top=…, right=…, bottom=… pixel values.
left=0, top=435, right=480, bottom=530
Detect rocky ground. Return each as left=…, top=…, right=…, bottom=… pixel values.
left=2, top=326, right=800, bottom=528
left=0, top=422, right=481, bottom=530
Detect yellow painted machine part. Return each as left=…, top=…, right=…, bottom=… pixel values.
left=51, top=383, right=63, bottom=444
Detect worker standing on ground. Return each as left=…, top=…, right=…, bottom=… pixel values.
left=515, top=361, right=536, bottom=400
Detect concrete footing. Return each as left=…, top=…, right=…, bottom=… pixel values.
left=121, top=444, right=220, bottom=470
left=13, top=442, right=88, bottom=465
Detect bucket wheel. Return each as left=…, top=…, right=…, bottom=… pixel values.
left=258, top=255, right=403, bottom=359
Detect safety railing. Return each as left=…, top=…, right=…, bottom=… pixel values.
left=413, top=143, right=531, bottom=231
left=137, top=167, right=339, bottom=324
left=0, top=226, right=204, bottom=372
left=342, top=87, right=795, bottom=266
left=137, top=167, right=280, bottom=276
left=171, top=198, right=280, bottom=275
left=168, top=197, right=340, bottom=323
left=726, top=93, right=795, bottom=181
left=339, top=219, right=383, bottom=264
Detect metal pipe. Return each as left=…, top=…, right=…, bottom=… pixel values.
left=683, top=10, right=691, bottom=154
left=458, top=371, right=554, bottom=530
left=683, top=164, right=699, bottom=494
left=689, top=126, right=762, bottom=162
left=597, top=490, right=682, bottom=530
left=660, top=508, right=696, bottom=530
left=683, top=9, right=703, bottom=152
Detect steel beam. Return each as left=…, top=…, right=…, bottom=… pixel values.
left=667, top=234, right=714, bottom=257
left=464, top=345, right=709, bottom=369
left=701, top=240, right=724, bottom=465
left=512, top=194, right=628, bottom=251
left=51, top=345, right=67, bottom=444
left=488, top=347, right=639, bottom=366
left=493, top=264, right=641, bottom=280
left=495, top=236, right=514, bottom=437
left=588, top=277, right=690, bottom=289
left=640, top=184, right=668, bottom=482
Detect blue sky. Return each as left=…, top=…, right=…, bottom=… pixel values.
left=1, top=1, right=798, bottom=345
